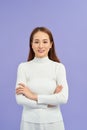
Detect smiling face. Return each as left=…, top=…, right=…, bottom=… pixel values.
left=31, top=31, right=52, bottom=58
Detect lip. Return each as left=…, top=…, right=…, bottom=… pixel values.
left=38, top=50, right=45, bottom=53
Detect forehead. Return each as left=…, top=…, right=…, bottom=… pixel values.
left=33, top=31, right=49, bottom=40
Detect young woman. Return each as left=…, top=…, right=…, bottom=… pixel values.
left=15, top=27, right=69, bottom=130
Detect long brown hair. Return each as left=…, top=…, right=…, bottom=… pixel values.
left=27, top=27, right=60, bottom=62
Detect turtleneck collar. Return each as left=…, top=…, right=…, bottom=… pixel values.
left=33, top=56, right=50, bottom=63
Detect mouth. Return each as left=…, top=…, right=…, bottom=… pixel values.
left=38, top=50, right=45, bottom=53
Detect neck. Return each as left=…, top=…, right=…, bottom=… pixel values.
left=33, top=56, right=49, bottom=63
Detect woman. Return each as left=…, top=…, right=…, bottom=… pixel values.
left=15, top=27, right=68, bottom=130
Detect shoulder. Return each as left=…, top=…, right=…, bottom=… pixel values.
left=50, top=60, right=65, bottom=68
left=54, top=62, right=66, bottom=73
left=49, top=60, right=66, bottom=72
left=55, top=62, right=65, bottom=68
left=17, top=61, right=32, bottom=70
left=18, top=62, right=27, bottom=68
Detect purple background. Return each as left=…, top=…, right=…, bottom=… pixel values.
left=0, top=0, right=87, bottom=130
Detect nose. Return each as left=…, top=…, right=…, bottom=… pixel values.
left=38, top=43, right=43, bottom=48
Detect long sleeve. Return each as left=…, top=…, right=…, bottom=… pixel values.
left=15, top=63, right=47, bottom=109
left=37, top=63, right=69, bottom=105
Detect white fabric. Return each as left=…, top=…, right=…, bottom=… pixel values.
left=15, top=56, right=68, bottom=123
left=20, top=121, right=65, bottom=130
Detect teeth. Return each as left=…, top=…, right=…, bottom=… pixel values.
left=38, top=50, right=44, bottom=53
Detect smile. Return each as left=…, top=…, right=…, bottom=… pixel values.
left=38, top=50, right=45, bottom=53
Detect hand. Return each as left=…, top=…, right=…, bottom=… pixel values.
left=54, top=85, right=63, bottom=94
left=16, top=83, right=37, bottom=101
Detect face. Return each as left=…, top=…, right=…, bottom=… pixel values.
left=32, top=31, right=52, bottom=58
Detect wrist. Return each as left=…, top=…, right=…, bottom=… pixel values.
left=32, top=94, right=38, bottom=101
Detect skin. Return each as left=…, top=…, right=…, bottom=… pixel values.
left=32, top=31, right=52, bottom=58
left=16, top=31, right=63, bottom=102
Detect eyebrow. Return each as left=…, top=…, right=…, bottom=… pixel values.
left=33, top=39, right=48, bottom=41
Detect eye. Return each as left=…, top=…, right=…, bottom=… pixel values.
left=34, top=41, right=39, bottom=44
left=33, top=40, right=39, bottom=44
left=43, top=41, right=48, bottom=44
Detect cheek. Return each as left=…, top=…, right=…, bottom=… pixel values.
left=32, top=44, right=37, bottom=51
left=46, top=45, right=52, bottom=50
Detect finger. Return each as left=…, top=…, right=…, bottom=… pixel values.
left=18, top=83, right=25, bottom=87
left=54, top=85, right=63, bottom=93
left=55, top=85, right=62, bottom=90
left=16, top=87, right=24, bottom=93
left=58, top=85, right=63, bottom=88
left=16, top=89, right=24, bottom=94
left=16, top=88, right=23, bottom=92
left=16, top=86, right=24, bottom=90
left=16, top=91, right=23, bottom=95
left=57, top=86, right=63, bottom=89
left=57, top=86, right=63, bottom=91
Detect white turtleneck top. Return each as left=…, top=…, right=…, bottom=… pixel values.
left=15, top=57, right=68, bottom=123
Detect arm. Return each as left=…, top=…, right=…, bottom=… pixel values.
left=15, top=63, right=47, bottom=109
left=37, top=63, right=69, bottom=105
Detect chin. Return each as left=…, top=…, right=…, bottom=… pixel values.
left=37, top=54, right=47, bottom=58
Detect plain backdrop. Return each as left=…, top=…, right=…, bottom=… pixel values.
left=0, top=0, right=87, bottom=130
